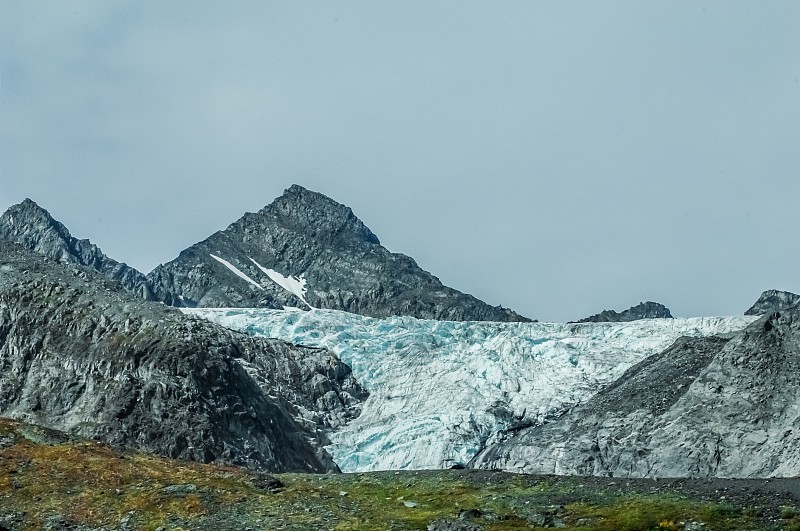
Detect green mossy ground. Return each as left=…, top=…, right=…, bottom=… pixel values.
left=0, top=418, right=795, bottom=530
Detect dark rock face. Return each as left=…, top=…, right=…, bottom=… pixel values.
left=0, top=240, right=366, bottom=473
left=745, top=289, right=800, bottom=315
left=574, top=301, right=673, bottom=323
left=0, top=199, right=158, bottom=301
left=472, top=310, right=800, bottom=478
left=147, top=185, right=530, bottom=321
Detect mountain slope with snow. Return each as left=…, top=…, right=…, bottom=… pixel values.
left=185, top=307, right=755, bottom=472
left=150, top=185, right=529, bottom=321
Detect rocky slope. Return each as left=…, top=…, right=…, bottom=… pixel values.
left=574, top=301, right=673, bottom=323
left=0, top=239, right=366, bottom=473
left=745, top=289, right=800, bottom=315
left=471, top=309, right=800, bottom=478
left=147, top=185, right=529, bottom=321
left=0, top=199, right=158, bottom=301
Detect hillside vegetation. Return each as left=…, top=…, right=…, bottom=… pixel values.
left=2, top=418, right=800, bottom=530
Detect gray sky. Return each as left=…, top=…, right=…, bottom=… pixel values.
left=1, top=2, right=799, bottom=322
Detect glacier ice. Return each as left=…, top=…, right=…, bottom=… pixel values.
left=183, top=308, right=757, bottom=472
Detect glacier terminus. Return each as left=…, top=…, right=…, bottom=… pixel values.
left=184, top=307, right=756, bottom=472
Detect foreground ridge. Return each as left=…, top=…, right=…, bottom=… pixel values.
left=0, top=417, right=797, bottom=530
left=0, top=239, right=365, bottom=473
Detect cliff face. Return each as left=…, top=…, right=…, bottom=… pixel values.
left=0, top=239, right=365, bottom=473
left=472, top=309, right=800, bottom=478
left=147, top=185, right=530, bottom=321
left=574, top=301, right=673, bottom=323
left=0, top=199, right=158, bottom=301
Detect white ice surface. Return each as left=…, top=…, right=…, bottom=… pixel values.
left=249, top=257, right=313, bottom=309
left=183, top=308, right=757, bottom=472
left=209, top=254, right=263, bottom=290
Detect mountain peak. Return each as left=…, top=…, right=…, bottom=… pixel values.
left=256, top=185, right=380, bottom=245
left=6, top=198, right=57, bottom=221
left=148, top=185, right=530, bottom=321
left=18, top=197, right=46, bottom=209
left=0, top=200, right=157, bottom=300
left=1, top=199, right=72, bottom=253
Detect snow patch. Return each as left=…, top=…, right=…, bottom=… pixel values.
left=209, top=254, right=263, bottom=289
left=249, top=257, right=313, bottom=309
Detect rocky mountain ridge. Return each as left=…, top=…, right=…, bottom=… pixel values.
left=4, top=194, right=800, bottom=481
left=745, top=289, right=800, bottom=315
left=0, top=199, right=158, bottom=301
left=574, top=301, right=673, bottom=323
left=0, top=189, right=529, bottom=322
left=0, top=239, right=366, bottom=473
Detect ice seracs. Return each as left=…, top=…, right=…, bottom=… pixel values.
left=184, top=307, right=757, bottom=473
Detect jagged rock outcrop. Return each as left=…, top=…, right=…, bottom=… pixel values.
left=574, top=301, right=673, bottom=323
left=745, top=289, right=800, bottom=315
left=471, top=309, right=800, bottom=478
left=0, top=199, right=159, bottom=301
left=147, top=185, right=530, bottom=321
left=0, top=239, right=366, bottom=473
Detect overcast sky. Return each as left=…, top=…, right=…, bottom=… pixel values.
left=1, top=2, right=799, bottom=321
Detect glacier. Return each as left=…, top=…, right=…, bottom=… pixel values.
left=183, top=308, right=757, bottom=472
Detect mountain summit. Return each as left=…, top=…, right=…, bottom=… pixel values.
left=147, top=185, right=530, bottom=321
